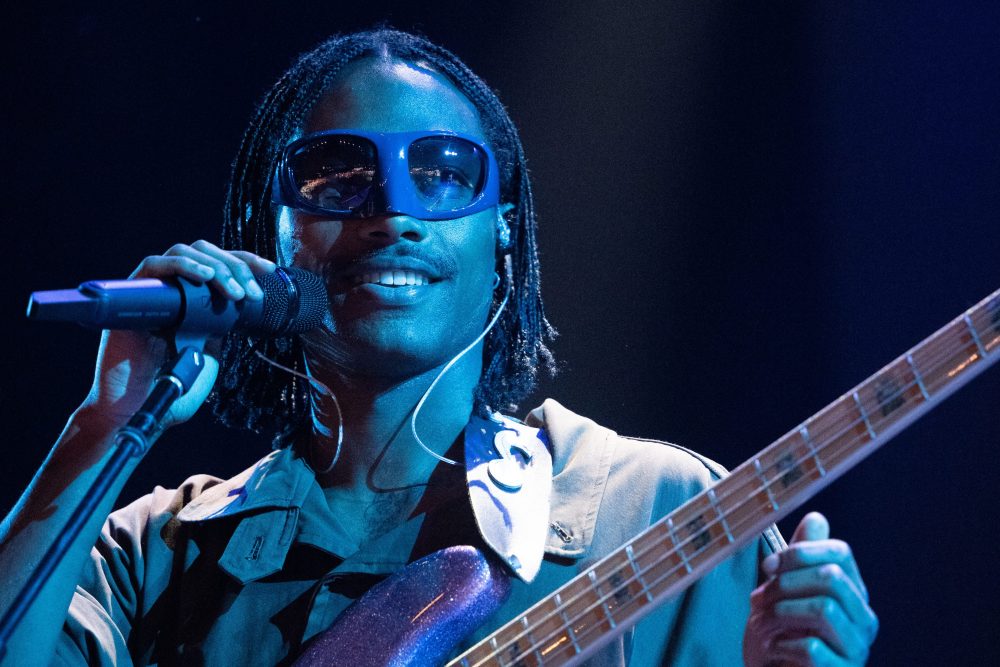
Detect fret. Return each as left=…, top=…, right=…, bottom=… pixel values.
left=906, top=353, right=931, bottom=400
left=706, top=488, right=734, bottom=543
left=798, top=425, right=826, bottom=477
left=458, top=635, right=497, bottom=667
left=451, top=287, right=1000, bottom=667
left=852, top=391, right=877, bottom=440
left=669, top=498, right=722, bottom=570
left=629, top=524, right=686, bottom=600
left=490, top=616, right=541, bottom=667
left=487, top=615, right=543, bottom=667
left=489, top=636, right=501, bottom=666
left=705, top=467, right=771, bottom=541
left=527, top=598, right=575, bottom=664
left=915, top=319, right=984, bottom=392
left=552, top=593, right=581, bottom=655
left=591, top=551, right=648, bottom=621
left=964, top=313, right=988, bottom=357
left=984, top=296, right=1000, bottom=343
left=665, top=517, right=692, bottom=574
left=625, top=544, right=655, bottom=603
left=556, top=575, right=612, bottom=657
left=588, top=570, right=616, bottom=629
left=520, top=616, right=544, bottom=666
left=752, top=457, right=779, bottom=511
left=847, top=366, right=907, bottom=439
left=801, top=394, right=853, bottom=458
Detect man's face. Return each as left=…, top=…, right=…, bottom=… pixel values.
left=276, top=57, right=498, bottom=379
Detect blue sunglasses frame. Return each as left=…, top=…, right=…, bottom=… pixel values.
left=271, top=129, right=501, bottom=221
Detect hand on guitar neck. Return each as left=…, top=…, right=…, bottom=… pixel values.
left=744, top=512, right=879, bottom=666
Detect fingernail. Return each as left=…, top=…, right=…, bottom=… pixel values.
left=197, top=265, right=215, bottom=279
left=262, top=258, right=278, bottom=271
left=246, top=279, right=263, bottom=300
left=762, top=553, right=779, bottom=575
left=227, top=278, right=245, bottom=298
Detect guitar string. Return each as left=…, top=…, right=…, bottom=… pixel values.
left=480, top=331, right=999, bottom=667
left=481, top=329, right=994, bottom=667
left=464, top=309, right=1000, bottom=666
left=464, top=317, right=998, bottom=666
left=468, top=327, right=993, bottom=666
left=472, top=309, right=1000, bottom=665
left=489, top=380, right=942, bottom=667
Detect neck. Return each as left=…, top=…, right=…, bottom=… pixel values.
left=304, top=347, right=482, bottom=498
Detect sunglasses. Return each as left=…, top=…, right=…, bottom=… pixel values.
left=271, top=130, right=501, bottom=221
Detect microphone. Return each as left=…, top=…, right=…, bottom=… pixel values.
left=26, top=267, right=327, bottom=337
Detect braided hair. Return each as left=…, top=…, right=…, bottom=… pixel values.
left=213, top=28, right=555, bottom=441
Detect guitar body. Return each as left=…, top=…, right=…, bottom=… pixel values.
left=293, top=545, right=511, bottom=667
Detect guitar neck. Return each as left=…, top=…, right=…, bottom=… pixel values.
left=451, top=288, right=1000, bottom=667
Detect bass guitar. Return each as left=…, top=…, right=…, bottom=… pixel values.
left=295, top=287, right=1000, bottom=667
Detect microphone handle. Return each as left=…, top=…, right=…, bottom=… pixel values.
left=27, top=277, right=265, bottom=335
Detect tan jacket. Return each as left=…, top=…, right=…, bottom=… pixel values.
left=56, top=399, right=782, bottom=666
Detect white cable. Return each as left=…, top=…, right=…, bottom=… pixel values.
left=253, top=350, right=344, bottom=474
left=255, top=256, right=511, bottom=473
left=410, top=259, right=512, bottom=467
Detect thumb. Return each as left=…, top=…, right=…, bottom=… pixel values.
left=791, top=511, right=830, bottom=543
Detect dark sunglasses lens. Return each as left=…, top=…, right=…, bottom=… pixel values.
left=287, top=136, right=376, bottom=211
left=408, top=137, right=486, bottom=212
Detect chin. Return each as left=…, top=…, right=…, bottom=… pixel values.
left=315, top=323, right=463, bottom=380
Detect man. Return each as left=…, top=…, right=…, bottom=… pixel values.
left=0, top=29, right=877, bottom=665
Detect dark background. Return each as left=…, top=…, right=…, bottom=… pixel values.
left=3, top=1, right=999, bottom=663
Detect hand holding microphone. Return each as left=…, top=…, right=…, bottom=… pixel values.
left=29, top=241, right=326, bottom=431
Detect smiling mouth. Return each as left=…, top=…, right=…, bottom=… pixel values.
left=351, top=270, right=434, bottom=287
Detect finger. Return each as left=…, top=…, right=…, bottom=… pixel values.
left=158, top=242, right=247, bottom=300
left=766, top=540, right=868, bottom=602
left=755, top=563, right=879, bottom=640
left=762, top=513, right=831, bottom=579
left=769, top=636, right=850, bottom=667
left=770, top=596, right=871, bottom=662
left=130, top=255, right=216, bottom=283
left=791, top=512, right=830, bottom=543
left=188, top=240, right=263, bottom=300
left=228, top=250, right=279, bottom=275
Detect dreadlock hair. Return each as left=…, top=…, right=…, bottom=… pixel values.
left=213, top=28, right=556, bottom=442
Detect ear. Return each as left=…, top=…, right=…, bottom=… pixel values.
left=495, top=202, right=515, bottom=254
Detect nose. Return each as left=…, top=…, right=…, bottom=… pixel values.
left=353, top=214, right=429, bottom=246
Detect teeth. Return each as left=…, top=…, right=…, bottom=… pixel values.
left=353, top=271, right=430, bottom=286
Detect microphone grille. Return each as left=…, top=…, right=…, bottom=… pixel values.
left=256, top=267, right=327, bottom=335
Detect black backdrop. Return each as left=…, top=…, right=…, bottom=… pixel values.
left=3, top=2, right=999, bottom=664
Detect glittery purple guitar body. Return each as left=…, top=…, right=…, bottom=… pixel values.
left=293, top=545, right=511, bottom=667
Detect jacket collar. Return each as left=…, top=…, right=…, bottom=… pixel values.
left=175, top=448, right=314, bottom=523
left=526, top=399, right=616, bottom=559
left=174, top=399, right=614, bottom=584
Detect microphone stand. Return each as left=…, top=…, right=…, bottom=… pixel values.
left=0, top=334, right=208, bottom=658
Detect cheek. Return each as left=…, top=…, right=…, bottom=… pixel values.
left=276, top=208, right=344, bottom=270
left=450, top=222, right=499, bottom=316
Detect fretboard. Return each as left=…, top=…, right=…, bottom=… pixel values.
left=450, top=287, right=1000, bottom=667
